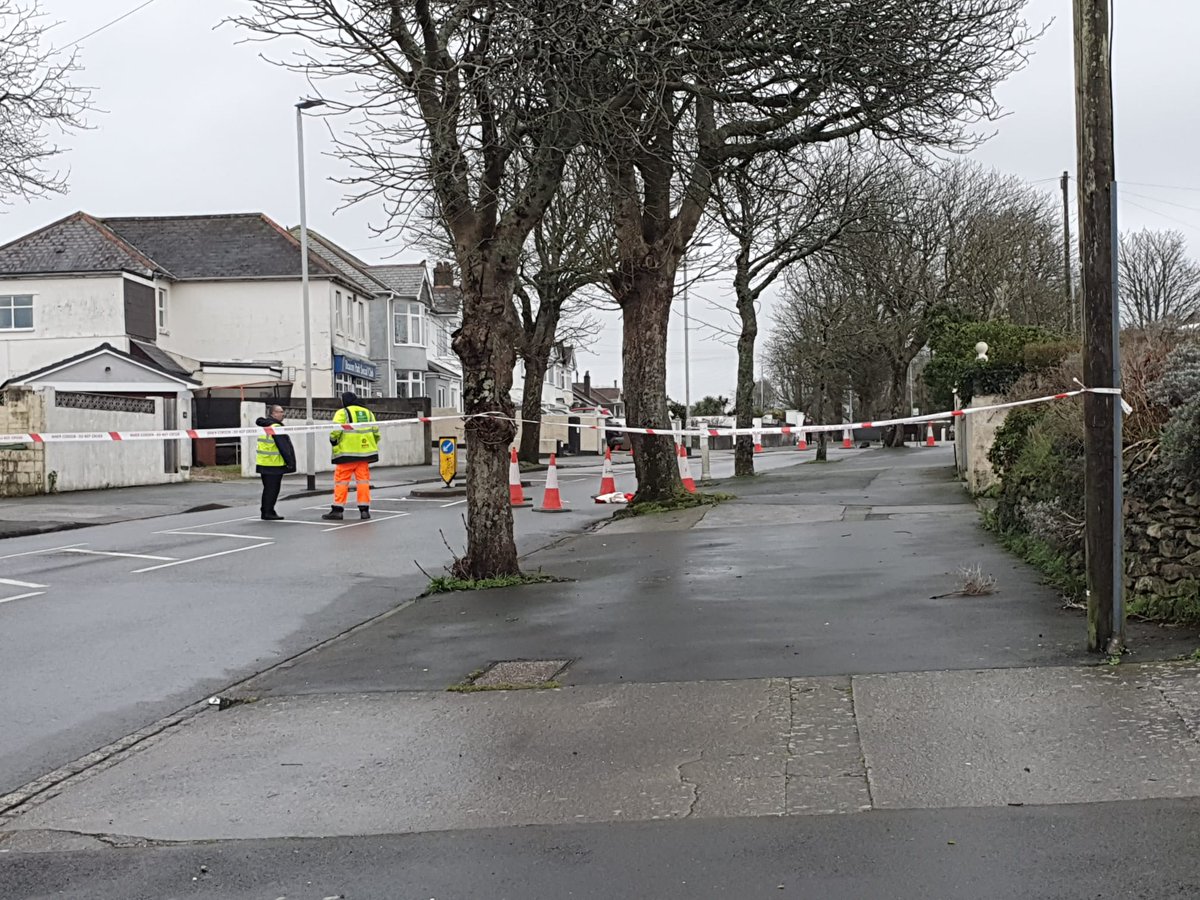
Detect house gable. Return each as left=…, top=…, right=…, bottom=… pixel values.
left=3, top=343, right=198, bottom=392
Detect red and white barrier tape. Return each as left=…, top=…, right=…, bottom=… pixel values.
left=0, top=386, right=1126, bottom=445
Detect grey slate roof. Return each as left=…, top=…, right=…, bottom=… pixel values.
left=129, top=339, right=196, bottom=380
left=101, top=213, right=347, bottom=282
left=0, top=212, right=167, bottom=277
left=291, top=229, right=387, bottom=297
left=371, top=264, right=428, bottom=300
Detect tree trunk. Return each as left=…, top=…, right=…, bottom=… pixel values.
left=815, top=379, right=828, bottom=461
left=453, top=260, right=521, bottom=579
left=733, top=265, right=757, bottom=477
left=619, top=270, right=682, bottom=502
left=517, top=352, right=550, bottom=464
left=882, top=359, right=909, bottom=447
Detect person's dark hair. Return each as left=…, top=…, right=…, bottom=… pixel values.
left=341, top=391, right=358, bottom=406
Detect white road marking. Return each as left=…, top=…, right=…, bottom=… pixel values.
left=132, top=542, right=274, bottom=573
left=60, top=549, right=176, bottom=561
left=157, top=531, right=270, bottom=541
left=159, top=515, right=258, bottom=530
left=440, top=499, right=467, bottom=508
left=0, top=577, right=47, bottom=589
left=0, top=591, right=45, bottom=605
left=321, top=513, right=409, bottom=532
left=258, top=519, right=330, bottom=526
left=0, top=543, right=87, bottom=561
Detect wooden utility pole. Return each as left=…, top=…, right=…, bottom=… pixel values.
left=1061, top=171, right=1075, bottom=334
left=1072, top=0, right=1125, bottom=653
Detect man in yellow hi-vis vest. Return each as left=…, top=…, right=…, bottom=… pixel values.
left=322, top=392, right=381, bottom=521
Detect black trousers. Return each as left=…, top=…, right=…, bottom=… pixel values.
left=260, top=471, right=284, bottom=515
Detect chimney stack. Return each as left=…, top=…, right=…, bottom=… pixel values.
left=583, top=370, right=591, bottom=395
left=433, top=261, right=454, bottom=287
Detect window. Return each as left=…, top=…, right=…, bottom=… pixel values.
left=393, top=301, right=424, bottom=346
left=156, top=289, right=167, bottom=330
left=355, top=303, right=365, bottom=341
left=335, top=291, right=343, bottom=333
left=0, top=295, right=33, bottom=331
left=437, top=385, right=447, bottom=408
left=396, top=369, right=425, bottom=398
left=435, top=321, right=451, bottom=357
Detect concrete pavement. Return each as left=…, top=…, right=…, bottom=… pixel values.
left=2, top=445, right=1199, bottom=898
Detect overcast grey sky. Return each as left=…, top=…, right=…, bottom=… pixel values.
left=6, top=0, right=1200, bottom=402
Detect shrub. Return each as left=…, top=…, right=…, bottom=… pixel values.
left=924, top=319, right=1061, bottom=410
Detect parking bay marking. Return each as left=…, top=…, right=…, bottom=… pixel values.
left=60, top=549, right=176, bottom=561
left=0, top=591, right=46, bottom=606
left=132, top=542, right=274, bottom=574
left=0, top=543, right=87, bottom=561
left=322, top=512, right=409, bottom=532
left=0, top=577, right=47, bottom=589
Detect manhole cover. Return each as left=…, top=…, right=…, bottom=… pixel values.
left=472, top=659, right=570, bottom=687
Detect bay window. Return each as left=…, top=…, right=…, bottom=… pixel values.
left=394, top=301, right=425, bottom=345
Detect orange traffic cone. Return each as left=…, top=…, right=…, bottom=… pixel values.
left=925, top=423, right=937, bottom=447
left=598, top=446, right=617, bottom=495
left=842, top=427, right=853, bottom=449
left=534, top=453, right=567, bottom=513
left=677, top=444, right=697, bottom=493
left=509, top=447, right=531, bottom=507
left=796, top=431, right=808, bottom=451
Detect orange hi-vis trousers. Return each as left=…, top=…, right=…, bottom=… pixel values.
left=332, top=461, right=371, bottom=507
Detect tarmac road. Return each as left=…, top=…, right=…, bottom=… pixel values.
left=0, top=448, right=809, bottom=797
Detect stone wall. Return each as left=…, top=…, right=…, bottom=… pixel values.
left=955, top=394, right=1010, bottom=494
left=0, top=388, right=47, bottom=496
left=1125, top=485, right=1200, bottom=620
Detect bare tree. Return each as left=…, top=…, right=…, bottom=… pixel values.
left=234, top=0, right=610, bottom=578
left=0, top=1, right=89, bottom=202
left=767, top=264, right=888, bottom=460
left=711, top=146, right=885, bottom=476
left=592, top=0, right=1038, bottom=502
left=1119, top=228, right=1200, bottom=333
left=514, top=156, right=607, bottom=463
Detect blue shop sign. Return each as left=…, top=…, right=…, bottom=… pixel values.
left=333, top=354, right=377, bottom=380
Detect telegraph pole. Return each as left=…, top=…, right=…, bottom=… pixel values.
left=1072, top=0, right=1124, bottom=653
left=1061, top=171, right=1075, bottom=334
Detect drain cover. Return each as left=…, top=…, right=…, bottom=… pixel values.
left=472, top=659, right=570, bottom=687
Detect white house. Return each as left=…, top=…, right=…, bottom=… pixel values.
left=511, top=342, right=577, bottom=412
left=0, top=211, right=379, bottom=400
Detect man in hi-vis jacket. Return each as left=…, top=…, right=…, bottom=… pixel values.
left=322, top=392, right=380, bottom=521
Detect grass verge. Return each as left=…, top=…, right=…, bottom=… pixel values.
left=423, top=571, right=568, bottom=596
left=615, top=491, right=735, bottom=519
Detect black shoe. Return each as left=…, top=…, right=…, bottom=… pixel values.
left=321, top=507, right=344, bottom=521
left=261, top=512, right=285, bottom=521
left=359, top=507, right=371, bottom=520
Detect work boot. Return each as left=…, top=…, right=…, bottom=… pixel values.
left=261, top=512, right=284, bottom=521
left=321, top=506, right=344, bottom=521
left=359, top=506, right=371, bottom=520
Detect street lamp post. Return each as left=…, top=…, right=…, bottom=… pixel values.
left=296, top=98, right=326, bottom=492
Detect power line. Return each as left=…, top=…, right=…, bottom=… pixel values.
left=63, top=0, right=165, bottom=50
left=1120, top=189, right=1200, bottom=217
left=1120, top=198, right=1200, bottom=235
left=1122, top=181, right=1200, bottom=194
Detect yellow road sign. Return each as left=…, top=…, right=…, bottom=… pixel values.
left=438, top=436, right=458, bottom=486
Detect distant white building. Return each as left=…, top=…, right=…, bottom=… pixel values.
left=512, top=342, right=577, bottom=412
left=0, top=211, right=377, bottom=399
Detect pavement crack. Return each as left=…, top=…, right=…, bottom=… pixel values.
left=850, top=676, right=877, bottom=810
left=1153, top=678, right=1200, bottom=744
left=675, top=751, right=704, bottom=818
left=785, top=678, right=796, bottom=815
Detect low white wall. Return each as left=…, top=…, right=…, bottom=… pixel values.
left=957, top=393, right=1010, bottom=494
left=41, top=390, right=191, bottom=492
left=239, top=403, right=426, bottom=476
